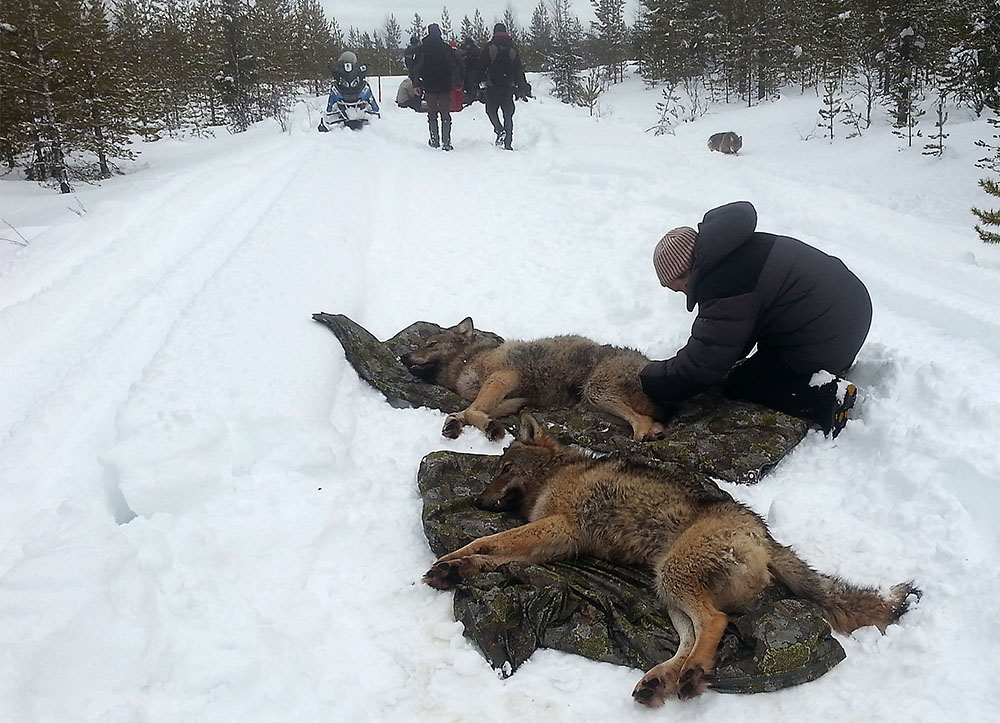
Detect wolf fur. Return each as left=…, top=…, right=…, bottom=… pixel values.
left=423, top=414, right=918, bottom=706
left=400, top=317, right=666, bottom=441
left=708, top=131, right=742, bottom=154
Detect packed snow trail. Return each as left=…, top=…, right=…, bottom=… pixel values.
left=0, top=79, right=998, bottom=721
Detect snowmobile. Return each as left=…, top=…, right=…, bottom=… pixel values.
left=318, top=51, right=380, bottom=132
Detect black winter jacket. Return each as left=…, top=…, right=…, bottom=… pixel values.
left=640, top=201, right=872, bottom=403
left=483, top=33, right=526, bottom=90
left=412, top=36, right=460, bottom=94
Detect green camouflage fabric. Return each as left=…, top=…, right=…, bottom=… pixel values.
left=314, top=313, right=842, bottom=693
left=311, top=313, right=809, bottom=484
left=418, top=451, right=845, bottom=693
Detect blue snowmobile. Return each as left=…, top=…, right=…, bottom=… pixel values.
left=319, top=51, right=380, bottom=132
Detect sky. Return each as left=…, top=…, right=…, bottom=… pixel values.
left=1, top=70, right=999, bottom=721
left=324, top=1, right=640, bottom=35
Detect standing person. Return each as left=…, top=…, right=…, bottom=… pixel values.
left=410, top=23, right=462, bottom=151
left=639, top=201, right=872, bottom=438
left=458, top=38, right=484, bottom=105
left=482, top=23, right=528, bottom=150
left=403, top=35, right=422, bottom=74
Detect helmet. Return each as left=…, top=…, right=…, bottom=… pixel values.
left=337, top=51, right=358, bottom=66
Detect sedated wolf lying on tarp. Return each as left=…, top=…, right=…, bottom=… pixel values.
left=423, top=414, right=920, bottom=707
left=400, top=317, right=668, bottom=442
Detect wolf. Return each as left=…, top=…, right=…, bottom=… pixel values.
left=423, top=414, right=918, bottom=706
left=708, top=131, right=742, bottom=154
left=400, top=317, right=666, bottom=442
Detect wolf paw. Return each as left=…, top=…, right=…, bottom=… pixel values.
left=442, top=415, right=464, bottom=439
left=632, top=674, right=672, bottom=708
left=485, top=419, right=507, bottom=442
left=677, top=665, right=710, bottom=699
left=422, top=560, right=465, bottom=590
left=636, top=422, right=666, bottom=442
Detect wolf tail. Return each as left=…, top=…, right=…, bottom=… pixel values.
left=767, top=542, right=919, bottom=634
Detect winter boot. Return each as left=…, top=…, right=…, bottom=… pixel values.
left=494, top=129, right=506, bottom=147
left=503, top=131, right=513, bottom=151
left=441, top=118, right=453, bottom=151
left=428, top=116, right=440, bottom=148
left=819, top=380, right=857, bottom=438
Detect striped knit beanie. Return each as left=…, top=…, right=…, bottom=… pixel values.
left=652, top=226, right=698, bottom=286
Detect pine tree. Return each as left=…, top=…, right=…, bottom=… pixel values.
left=383, top=14, right=403, bottom=72
left=440, top=7, right=453, bottom=41
left=523, top=2, right=552, bottom=72
left=112, top=0, right=162, bottom=140
left=459, top=16, right=474, bottom=43
left=577, top=68, right=605, bottom=115
left=215, top=0, right=257, bottom=132
left=972, top=114, right=1000, bottom=244
left=548, top=0, right=584, bottom=104
left=1, top=0, right=80, bottom=192
left=817, top=79, right=844, bottom=139
left=590, top=0, right=627, bottom=84
left=647, top=82, right=683, bottom=135
left=972, top=177, right=1000, bottom=243
left=294, top=0, right=333, bottom=95
left=472, top=9, right=489, bottom=45
left=409, top=13, right=424, bottom=42
left=922, top=92, right=949, bottom=156
left=77, top=0, right=136, bottom=177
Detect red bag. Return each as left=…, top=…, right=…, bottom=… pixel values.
left=450, top=87, right=464, bottom=112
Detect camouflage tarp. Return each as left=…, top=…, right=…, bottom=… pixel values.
left=418, top=451, right=845, bottom=693
left=312, top=313, right=809, bottom=484
left=314, top=313, right=842, bottom=694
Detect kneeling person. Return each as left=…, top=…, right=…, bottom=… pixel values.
left=640, top=201, right=871, bottom=437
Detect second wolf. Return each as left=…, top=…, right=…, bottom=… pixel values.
left=424, top=414, right=918, bottom=706
left=400, top=317, right=665, bottom=441
left=708, top=131, right=742, bottom=154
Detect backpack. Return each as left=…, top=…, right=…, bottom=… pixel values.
left=488, top=43, right=518, bottom=88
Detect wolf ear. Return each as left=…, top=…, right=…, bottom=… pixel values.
left=517, top=413, right=560, bottom=448
left=452, top=317, right=475, bottom=336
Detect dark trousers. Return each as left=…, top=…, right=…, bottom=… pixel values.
left=485, top=87, right=515, bottom=141
left=723, top=351, right=846, bottom=424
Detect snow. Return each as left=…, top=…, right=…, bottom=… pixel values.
left=2, top=72, right=999, bottom=722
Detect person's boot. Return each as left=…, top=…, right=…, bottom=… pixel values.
left=817, top=380, right=858, bottom=438
left=428, top=116, right=440, bottom=148
left=441, top=118, right=453, bottom=151
left=494, top=128, right=505, bottom=146
left=503, top=128, right=513, bottom=151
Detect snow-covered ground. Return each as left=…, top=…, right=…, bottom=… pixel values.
left=2, top=73, right=999, bottom=722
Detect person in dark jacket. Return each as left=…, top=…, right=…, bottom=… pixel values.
left=639, top=201, right=872, bottom=437
left=403, top=35, right=421, bottom=74
left=410, top=23, right=463, bottom=151
left=458, top=37, right=484, bottom=105
left=482, top=23, right=528, bottom=150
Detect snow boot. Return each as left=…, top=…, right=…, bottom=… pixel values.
left=441, top=118, right=453, bottom=151
left=428, top=116, right=440, bottom=148
left=821, top=381, right=857, bottom=438
left=494, top=129, right=506, bottom=147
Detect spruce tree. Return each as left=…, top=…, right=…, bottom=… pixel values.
left=409, top=13, right=424, bottom=42
left=440, top=8, right=453, bottom=41
left=973, top=116, right=1000, bottom=242
left=591, top=0, right=627, bottom=84
left=548, top=0, right=584, bottom=105
left=972, top=177, right=1000, bottom=243
left=294, top=0, right=333, bottom=95
left=77, top=0, right=136, bottom=177
left=523, top=2, right=552, bottom=72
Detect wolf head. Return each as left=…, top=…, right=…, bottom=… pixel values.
left=476, top=414, right=570, bottom=515
left=400, top=317, right=478, bottom=383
